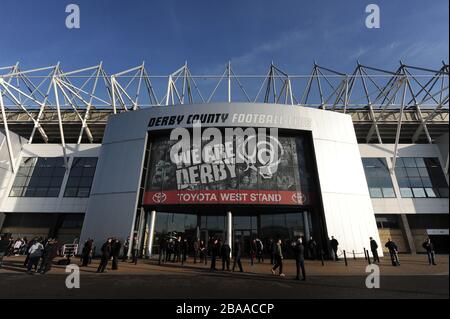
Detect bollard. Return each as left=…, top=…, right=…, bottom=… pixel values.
left=363, top=248, right=367, bottom=260
left=366, top=250, right=371, bottom=265
left=321, top=251, right=325, bottom=266
left=353, top=250, right=356, bottom=260
left=343, top=250, right=348, bottom=266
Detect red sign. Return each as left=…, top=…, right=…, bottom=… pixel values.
left=143, top=190, right=311, bottom=205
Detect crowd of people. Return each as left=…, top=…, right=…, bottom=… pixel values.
left=0, top=233, right=440, bottom=278
left=0, top=235, right=60, bottom=274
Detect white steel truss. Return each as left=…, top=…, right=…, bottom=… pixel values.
left=0, top=61, right=448, bottom=171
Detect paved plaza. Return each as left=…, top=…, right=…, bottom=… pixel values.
left=0, top=254, right=448, bottom=299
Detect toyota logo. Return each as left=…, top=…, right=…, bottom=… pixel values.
left=291, top=192, right=307, bottom=205
left=152, top=192, right=167, bottom=203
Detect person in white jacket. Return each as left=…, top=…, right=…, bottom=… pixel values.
left=26, top=239, right=44, bottom=274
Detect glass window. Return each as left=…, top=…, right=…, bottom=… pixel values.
left=362, top=158, right=395, bottom=198
left=64, top=157, right=98, bottom=197
left=9, top=157, right=65, bottom=197
left=400, top=188, right=413, bottom=198
left=375, top=215, right=400, bottom=229
left=394, top=157, right=448, bottom=198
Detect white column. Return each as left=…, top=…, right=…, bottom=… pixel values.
left=227, top=211, right=232, bottom=256
left=147, top=210, right=157, bottom=258
left=303, top=212, right=310, bottom=240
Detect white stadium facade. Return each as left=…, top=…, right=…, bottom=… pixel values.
left=0, top=62, right=448, bottom=258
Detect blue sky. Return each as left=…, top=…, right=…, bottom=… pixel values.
left=0, top=0, right=448, bottom=74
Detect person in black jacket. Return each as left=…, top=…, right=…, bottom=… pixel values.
left=111, top=238, right=122, bottom=270
left=97, top=238, right=112, bottom=273
left=0, top=235, right=9, bottom=268
left=81, top=239, right=93, bottom=267
left=174, top=236, right=182, bottom=263
left=268, top=238, right=275, bottom=265
left=385, top=238, right=400, bottom=266
left=330, top=236, right=339, bottom=261
left=38, top=238, right=58, bottom=274
left=122, top=237, right=129, bottom=262
left=193, top=239, right=199, bottom=264
left=158, top=236, right=167, bottom=265
left=210, top=239, right=219, bottom=271
left=232, top=239, right=243, bottom=272
left=181, top=238, right=188, bottom=266
left=292, top=237, right=306, bottom=281
left=422, top=237, right=437, bottom=265
left=199, top=240, right=207, bottom=265
left=307, top=236, right=318, bottom=260
left=221, top=242, right=231, bottom=271
left=370, top=237, right=380, bottom=263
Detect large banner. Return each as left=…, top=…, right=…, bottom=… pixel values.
left=143, top=125, right=316, bottom=206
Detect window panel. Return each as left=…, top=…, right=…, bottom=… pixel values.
left=362, top=158, right=395, bottom=198
left=35, top=188, right=48, bottom=197
left=77, top=188, right=91, bottom=197
left=381, top=187, right=396, bottom=198
left=64, top=157, right=97, bottom=197
left=369, top=188, right=383, bottom=198
left=412, top=188, right=426, bottom=198
left=10, top=187, right=24, bottom=197
left=403, top=158, right=416, bottom=168
left=395, top=157, right=448, bottom=198
left=438, top=188, right=449, bottom=198
left=400, top=188, right=413, bottom=198
left=425, top=188, right=437, bottom=198
left=9, top=157, right=64, bottom=198
left=409, top=177, right=423, bottom=188
left=421, top=177, right=432, bottom=188
left=64, top=187, right=78, bottom=197
left=406, top=167, right=419, bottom=177
left=47, top=188, right=60, bottom=197
left=415, top=158, right=426, bottom=167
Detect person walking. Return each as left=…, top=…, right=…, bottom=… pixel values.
left=307, top=236, right=318, bottom=260
left=330, top=236, right=339, bottom=261
left=97, top=238, right=112, bottom=273
left=271, top=239, right=285, bottom=277
left=111, top=238, right=121, bottom=270
left=370, top=237, right=380, bottom=263
left=221, top=241, right=231, bottom=271
left=81, top=239, right=93, bottom=267
left=38, top=238, right=58, bottom=274
left=23, top=238, right=33, bottom=267
left=193, top=239, right=199, bottom=264
left=181, top=238, right=188, bottom=266
left=232, top=239, right=243, bottom=272
left=0, top=235, right=9, bottom=269
left=268, top=238, right=275, bottom=265
left=131, top=236, right=139, bottom=264
left=210, top=239, right=219, bottom=271
left=26, top=239, right=44, bottom=274
left=250, top=239, right=256, bottom=266
left=122, top=237, right=129, bottom=262
left=255, top=237, right=264, bottom=263
left=385, top=238, right=400, bottom=266
left=174, top=236, right=182, bottom=263
left=158, top=236, right=167, bottom=265
left=292, top=237, right=306, bottom=281
left=422, top=237, right=437, bottom=265
left=199, top=240, right=207, bottom=265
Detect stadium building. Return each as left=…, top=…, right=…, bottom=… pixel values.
left=0, top=62, right=448, bottom=257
